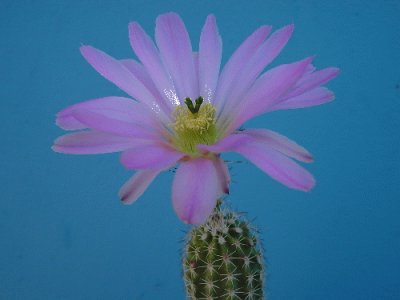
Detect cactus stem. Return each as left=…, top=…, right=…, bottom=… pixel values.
left=183, top=200, right=265, bottom=299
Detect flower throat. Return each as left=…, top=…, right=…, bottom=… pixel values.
left=172, top=96, right=217, bottom=155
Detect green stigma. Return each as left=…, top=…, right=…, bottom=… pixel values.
left=172, top=97, right=217, bottom=155
left=184, top=96, right=203, bottom=114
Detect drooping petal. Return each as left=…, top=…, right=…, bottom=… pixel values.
left=120, top=143, right=183, bottom=170
left=80, top=46, right=169, bottom=118
left=172, top=158, right=220, bottom=224
left=128, top=22, right=179, bottom=108
left=213, top=157, right=230, bottom=194
left=236, top=142, right=315, bottom=191
left=198, top=14, right=222, bottom=103
left=52, top=130, right=137, bottom=154
left=214, top=25, right=272, bottom=110
left=272, top=87, right=335, bottom=110
left=227, top=57, right=313, bottom=132
left=198, top=133, right=315, bottom=191
left=119, top=170, right=161, bottom=204
left=155, top=13, right=197, bottom=100
left=240, top=129, right=313, bottom=162
left=219, top=25, right=294, bottom=121
left=71, top=109, right=157, bottom=139
left=56, top=96, right=159, bottom=131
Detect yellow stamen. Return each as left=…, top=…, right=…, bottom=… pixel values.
left=171, top=101, right=217, bottom=155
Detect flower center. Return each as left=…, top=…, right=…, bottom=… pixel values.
left=171, top=97, right=217, bottom=155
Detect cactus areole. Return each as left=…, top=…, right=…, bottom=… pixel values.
left=183, top=201, right=264, bottom=299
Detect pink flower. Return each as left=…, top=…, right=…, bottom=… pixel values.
left=53, top=13, right=338, bottom=224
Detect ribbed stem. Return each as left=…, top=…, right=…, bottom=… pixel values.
left=183, top=200, right=265, bottom=299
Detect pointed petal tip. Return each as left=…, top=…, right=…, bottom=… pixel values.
left=321, top=89, right=336, bottom=103
left=80, top=45, right=101, bottom=63
left=306, top=155, right=314, bottom=163
left=166, top=11, right=180, bottom=17
left=119, top=170, right=161, bottom=205
left=295, top=173, right=316, bottom=192
left=297, top=174, right=316, bottom=192
left=54, top=118, right=61, bottom=129
left=204, top=14, right=218, bottom=33
left=330, top=67, right=341, bottom=78
left=118, top=186, right=127, bottom=200
left=296, top=56, right=315, bottom=70
left=258, top=25, right=273, bottom=36
left=128, top=21, right=140, bottom=32
left=281, top=23, right=295, bottom=34
left=157, top=11, right=181, bottom=22
left=303, top=178, right=316, bottom=192
left=120, top=193, right=135, bottom=205
left=79, top=45, right=92, bottom=56
left=51, top=143, right=73, bottom=154
left=51, top=144, right=59, bottom=153
left=120, top=195, right=130, bottom=204
left=206, top=13, right=216, bottom=21
left=305, top=55, right=315, bottom=64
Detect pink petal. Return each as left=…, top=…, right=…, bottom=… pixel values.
left=285, top=67, right=340, bottom=99
left=219, top=25, right=294, bottom=122
left=237, top=142, right=315, bottom=191
left=71, top=109, right=157, bottom=139
left=305, top=64, right=317, bottom=74
left=128, top=22, right=179, bottom=108
left=240, top=129, right=313, bottom=162
left=80, top=46, right=168, bottom=117
left=120, top=59, right=163, bottom=101
left=249, top=24, right=294, bottom=72
left=119, top=170, right=161, bottom=204
left=193, top=52, right=199, bottom=91
left=52, top=130, right=137, bottom=154
left=214, top=25, right=272, bottom=110
left=273, top=87, right=335, bottom=110
left=120, top=143, right=183, bottom=170
left=155, top=13, right=197, bottom=101
left=172, top=158, right=220, bottom=224
left=198, top=14, right=222, bottom=103
left=56, top=96, right=158, bottom=131
left=213, top=157, right=230, bottom=194
left=198, top=133, right=250, bottom=153
left=228, top=57, right=313, bottom=132
left=199, top=133, right=315, bottom=191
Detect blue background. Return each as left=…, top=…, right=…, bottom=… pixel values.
left=1, top=0, right=399, bottom=299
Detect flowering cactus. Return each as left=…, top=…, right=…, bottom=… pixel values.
left=52, top=12, right=338, bottom=225
left=52, top=12, right=339, bottom=299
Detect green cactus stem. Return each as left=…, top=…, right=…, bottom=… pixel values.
left=183, top=201, right=265, bottom=299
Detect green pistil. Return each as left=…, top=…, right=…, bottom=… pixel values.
left=184, top=96, right=204, bottom=114
left=172, top=97, right=217, bottom=155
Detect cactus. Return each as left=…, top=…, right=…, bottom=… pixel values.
left=183, top=201, right=265, bottom=299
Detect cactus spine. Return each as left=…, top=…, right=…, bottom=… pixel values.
left=183, top=201, right=265, bottom=299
